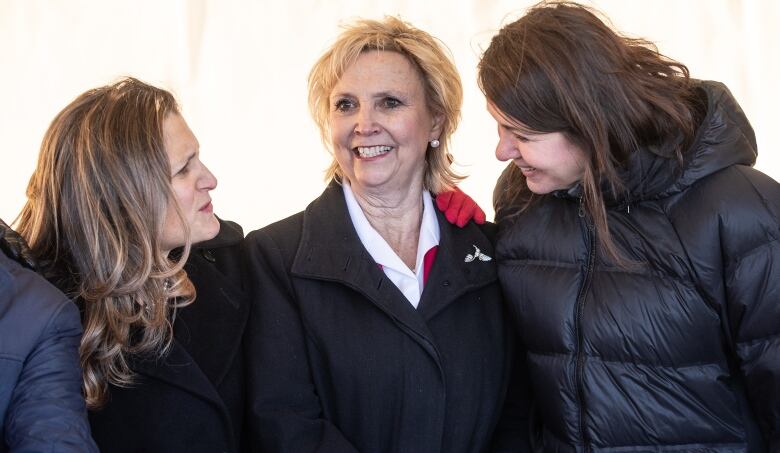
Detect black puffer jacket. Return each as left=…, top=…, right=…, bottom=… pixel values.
left=495, top=81, right=780, bottom=452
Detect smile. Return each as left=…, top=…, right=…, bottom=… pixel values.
left=355, top=145, right=393, bottom=158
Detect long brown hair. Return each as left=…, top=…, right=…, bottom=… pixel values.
left=16, top=78, right=195, bottom=408
left=478, top=1, right=701, bottom=264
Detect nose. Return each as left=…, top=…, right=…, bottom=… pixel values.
left=494, top=132, right=519, bottom=162
left=354, top=107, right=380, bottom=136
left=198, top=163, right=218, bottom=191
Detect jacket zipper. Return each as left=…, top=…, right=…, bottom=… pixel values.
left=575, top=196, right=596, bottom=451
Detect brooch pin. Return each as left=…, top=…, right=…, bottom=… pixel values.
left=465, top=245, right=492, bottom=262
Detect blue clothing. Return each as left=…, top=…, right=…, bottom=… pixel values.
left=0, top=248, right=97, bottom=452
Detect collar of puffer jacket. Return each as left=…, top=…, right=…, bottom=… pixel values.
left=554, top=80, right=757, bottom=208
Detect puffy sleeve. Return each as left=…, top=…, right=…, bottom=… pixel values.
left=242, top=228, right=360, bottom=453
left=670, top=163, right=780, bottom=448
left=721, top=166, right=780, bottom=448
left=4, top=297, right=98, bottom=452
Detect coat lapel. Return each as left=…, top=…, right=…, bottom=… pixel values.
left=176, top=247, right=248, bottom=388
left=130, top=341, right=225, bottom=408
left=417, top=210, right=498, bottom=320
left=290, top=182, right=442, bottom=362
left=131, top=218, right=248, bottom=409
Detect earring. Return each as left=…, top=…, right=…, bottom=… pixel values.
left=430, top=139, right=440, bottom=148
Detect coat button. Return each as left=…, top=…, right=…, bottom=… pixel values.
left=201, top=249, right=216, bottom=263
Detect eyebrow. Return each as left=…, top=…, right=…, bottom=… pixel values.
left=173, top=151, right=196, bottom=173
left=330, top=89, right=408, bottom=100
left=500, top=122, right=534, bottom=135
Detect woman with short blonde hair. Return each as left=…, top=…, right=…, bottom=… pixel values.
left=308, top=16, right=464, bottom=194
left=245, top=17, right=521, bottom=452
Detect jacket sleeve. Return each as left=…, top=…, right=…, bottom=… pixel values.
left=4, top=298, right=98, bottom=452
left=721, top=167, right=780, bottom=448
left=242, top=230, right=360, bottom=453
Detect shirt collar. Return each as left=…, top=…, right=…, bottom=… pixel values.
left=342, top=181, right=439, bottom=277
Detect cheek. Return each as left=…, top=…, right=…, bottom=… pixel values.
left=170, top=180, right=195, bottom=214
left=403, top=114, right=430, bottom=140
left=329, top=118, right=350, bottom=146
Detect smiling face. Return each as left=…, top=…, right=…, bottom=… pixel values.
left=160, top=114, right=220, bottom=252
left=328, top=50, right=442, bottom=196
left=487, top=102, right=586, bottom=194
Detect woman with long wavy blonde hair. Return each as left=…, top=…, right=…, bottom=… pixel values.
left=16, top=77, right=248, bottom=453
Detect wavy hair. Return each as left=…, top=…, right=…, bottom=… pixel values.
left=16, top=77, right=195, bottom=408
left=308, top=16, right=464, bottom=193
left=479, top=1, right=701, bottom=265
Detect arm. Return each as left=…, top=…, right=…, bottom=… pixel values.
left=721, top=168, right=780, bottom=448
left=4, top=299, right=98, bottom=452
left=242, top=230, right=359, bottom=453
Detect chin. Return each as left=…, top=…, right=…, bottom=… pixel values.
left=193, top=215, right=221, bottom=244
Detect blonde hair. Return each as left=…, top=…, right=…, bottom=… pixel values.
left=16, top=77, right=195, bottom=408
left=308, top=16, right=464, bottom=193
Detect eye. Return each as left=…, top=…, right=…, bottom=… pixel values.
left=334, top=98, right=356, bottom=112
left=513, top=133, right=531, bottom=143
left=381, top=97, right=403, bottom=109
left=174, top=164, right=190, bottom=177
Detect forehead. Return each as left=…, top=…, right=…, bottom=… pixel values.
left=487, top=101, right=534, bottom=133
left=332, top=50, right=425, bottom=95
left=163, top=114, right=198, bottom=160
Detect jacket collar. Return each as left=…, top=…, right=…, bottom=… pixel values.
left=291, top=181, right=497, bottom=353
left=552, top=80, right=758, bottom=207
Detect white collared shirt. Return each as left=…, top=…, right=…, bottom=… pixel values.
left=343, top=181, right=440, bottom=308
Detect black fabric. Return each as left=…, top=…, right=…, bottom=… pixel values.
left=0, top=219, right=34, bottom=269
left=494, top=80, right=780, bottom=451
left=243, top=182, right=526, bottom=453
left=58, top=218, right=249, bottom=453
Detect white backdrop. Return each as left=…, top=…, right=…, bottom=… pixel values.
left=1, top=0, right=778, bottom=231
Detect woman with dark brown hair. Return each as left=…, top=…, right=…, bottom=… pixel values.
left=476, top=2, right=779, bottom=451
left=16, top=78, right=248, bottom=452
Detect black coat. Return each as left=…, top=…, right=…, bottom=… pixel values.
left=243, top=182, right=517, bottom=453
left=495, top=81, right=780, bottom=451
left=85, top=219, right=249, bottom=453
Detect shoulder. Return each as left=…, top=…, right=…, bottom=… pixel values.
left=444, top=219, right=497, bottom=245
left=0, top=251, right=81, bottom=358
left=672, top=165, right=780, bottom=261
left=245, top=211, right=305, bottom=259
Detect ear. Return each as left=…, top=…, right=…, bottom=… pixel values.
left=429, top=113, right=445, bottom=141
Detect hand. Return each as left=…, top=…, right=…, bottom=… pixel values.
left=435, top=187, right=486, bottom=228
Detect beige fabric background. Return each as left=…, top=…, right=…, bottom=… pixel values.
left=1, top=0, right=777, bottom=230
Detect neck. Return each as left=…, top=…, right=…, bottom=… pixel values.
left=349, top=180, right=424, bottom=270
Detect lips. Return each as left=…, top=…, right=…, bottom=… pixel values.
left=199, top=201, right=213, bottom=213
left=513, top=161, right=538, bottom=178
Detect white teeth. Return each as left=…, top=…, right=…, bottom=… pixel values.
left=356, top=145, right=392, bottom=158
